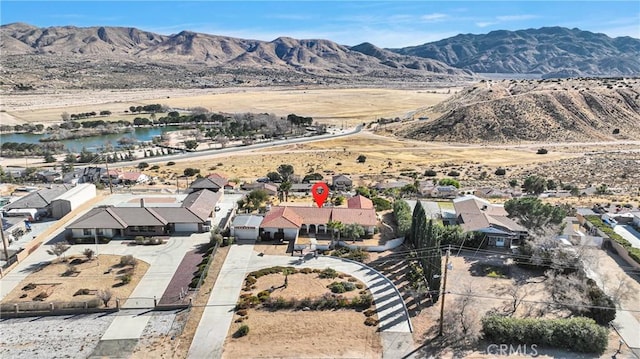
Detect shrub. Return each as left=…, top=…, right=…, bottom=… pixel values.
left=536, top=148, right=548, bottom=155
left=364, top=309, right=376, bottom=317
left=33, top=292, right=49, bottom=301
left=481, top=316, right=607, bottom=354
left=424, top=169, right=437, bottom=177
left=138, top=162, right=149, bottom=169
left=494, top=168, right=506, bottom=176
left=328, top=282, right=346, bottom=293
left=355, top=283, right=364, bottom=289
left=257, top=290, right=271, bottom=302
left=73, top=288, right=91, bottom=296
left=447, top=170, right=460, bottom=177
left=234, top=324, right=249, bottom=338
left=299, top=268, right=313, bottom=274
left=319, top=268, right=338, bottom=279
left=167, top=161, right=176, bottom=166
left=245, top=276, right=257, bottom=286
left=22, top=283, right=37, bottom=291
left=236, top=309, right=248, bottom=316
left=120, top=274, right=132, bottom=284
left=119, top=255, right=136, bottom=267
left=356, top=155, right=367, bottom=163
left=183, top=167, right=200, bottom=176
left=364, top=317, right=378, bottom=326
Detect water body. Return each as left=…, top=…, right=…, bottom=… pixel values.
left=0, top=126, right=179, bottom=152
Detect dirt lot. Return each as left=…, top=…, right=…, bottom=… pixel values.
left=1, top=254, right=149, bottom=307
left=222, top=270, right=382, bottom=359
left=2, top=87, right=451, bottom=126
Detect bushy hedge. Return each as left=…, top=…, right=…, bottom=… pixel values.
left=1, top=298, right=101, bottom=312
left=393, top=200, right=412, bottom=237
left=586, top=215, right=640, bottom=265
left=482, top=316, right=608, bottom=354
left=262, top=292, right=373, bottom=311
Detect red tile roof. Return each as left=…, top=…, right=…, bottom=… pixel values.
left=347, top=195, right=374, bottom=209
left=261, top=207, right=304, bottom=228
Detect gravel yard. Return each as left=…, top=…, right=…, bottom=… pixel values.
left=0, top=313, right=115, bottom=358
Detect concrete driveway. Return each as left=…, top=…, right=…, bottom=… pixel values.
left=188, top=245, right=414, bottom=359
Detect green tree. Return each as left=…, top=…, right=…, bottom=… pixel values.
left=247, top=189, right=269, bottom=211
left=266, top=171, right=282, bottom=182
left=279, top=181, right=292, bottom=202
left=523, top=175, right=547, bottom=195
left=504, top=197, right=567, bottom=233
left=393, top=200, right=412, bottom=237
left=332, top=195, right=345, bottom=206
left=355, top=186, right=372, bottom=198
left=277, top=164, right=294, bottom=182
left=438, top=178, right=460, bottom=188
left=509, top=179, right=518, bottom=188
left=342, top=223, right=365, bottom=241
left=327, top=220, right=344, bottom=247
left=43, top=152, right=56, bottom=163
left=184, top=140, right=198, bottom=150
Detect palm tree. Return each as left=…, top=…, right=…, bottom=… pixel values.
left=326, top=220, right=343, bottom=248
left=279, top=181, right=292, bottom=202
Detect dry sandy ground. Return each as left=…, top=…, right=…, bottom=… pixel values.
left=1, top=254, right=149, bottom=307
left=2, top=87, right=451, bottom=126
left=222, top=270, right=382, bottom=359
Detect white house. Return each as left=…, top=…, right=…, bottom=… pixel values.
left=231, top=215, right=264, bottom=240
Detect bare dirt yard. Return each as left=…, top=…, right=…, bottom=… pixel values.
left=222, top=270, right=382, bottom=359
left=1, top=254, right=149, bottom=308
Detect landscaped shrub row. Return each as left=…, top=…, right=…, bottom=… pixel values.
left=482, top=316, right=608, bottom=354
left=1, top=298, right=101, bottom=312
left=247, top=266, right=297, bottom=279
left=327, top=281, right=356, bottom=293
left=331, top=247, right=369, bottom=262
left=262, top=292, right=373, bottom=311
left=189, top=243, right=218, bottom=289
left=585, top=215, right=640, bottom=265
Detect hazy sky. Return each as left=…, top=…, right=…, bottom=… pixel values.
left=1, top=1, right=639, bottom=47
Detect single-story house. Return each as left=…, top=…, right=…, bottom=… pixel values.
left=241, top=182, right=278, bottom=196
left=453, top=195, right=527, bottom=248
left=260, top=204, right=377, bottom=241
left=66, top=189, right=221, bottom=239
left=120, top=171, right=150, bottom=185
left=230, top=215, right=264, bottom=240
left=3, top=184, right=76, bottom=220
left=332, top=175, right=353, bottom=191
left=290, top=183, right=313, bottom=193
left=633, top=212, right=640, bottom=227
left=473, top=187, right=512, bottom=199
left=188, top=174, right=227, bottom=193
left=425, top=185, right=459, bottom=199
left=36, top=170, right=62, bottom=183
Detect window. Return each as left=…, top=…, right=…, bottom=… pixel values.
left=96, top=228, right=104, bottom=235
left=83, top=229, right=92, bottom=236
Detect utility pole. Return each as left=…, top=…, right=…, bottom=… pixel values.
left=438, top=245, right=451, bottom=337
left=0, top=212, right=9, bottom=262
left=103, top=155, right=113, bottom=195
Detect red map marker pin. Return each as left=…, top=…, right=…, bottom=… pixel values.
left=311, top=182, right=330, bottom=208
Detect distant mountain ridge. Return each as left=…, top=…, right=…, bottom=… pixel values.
left=0, top=23, right=469, bottom=77
left=390, top=27, right=640, bottom=77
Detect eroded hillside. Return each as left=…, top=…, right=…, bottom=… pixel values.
left=399, top=78, right=640, bottom=143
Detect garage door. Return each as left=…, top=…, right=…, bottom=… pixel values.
left=233, top=228, right=258, bottom=240
left=174, top=223, right=199, bottom=232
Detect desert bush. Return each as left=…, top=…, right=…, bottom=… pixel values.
left=481, top=316, right=607, bottom=354
left=234, top=324, right=249, bottom=338
left=257, top=290, right=271, bottom=302
left=166, top=161, right=175, bottom=166
left=424, top=169, right=438, bottom=177
left=73, top=288, right=92, bottom=296
left=245, top=276, right=257, bottom=286
left=447, top=170, right=460, bottom=177
left=364, top=317, right=378, bottom=326
left=83, top=248, right=95, bottom=260
left=33, top=292, right=49, bottom=301
left=536, top=148, right=548, bottom=155
left=364, top=309, right=376, bottom=317
left=319, top=268, right=338, bottom=279
left=22, top=283, right=37, bottom=291
left=97, top=289, right=113, bottom=307
left=355, top=283, right=364, bottom=289
left=328, top=282, right=346, bottom=293
left=119, top=255, right=137, bottom=267
left=236, top=309, right=248, bottom=316
left=299, top=268, right=313, bottom=274
left=120, top=274, right=132, bottom=284
left=494, top=168, right=506, bottom=176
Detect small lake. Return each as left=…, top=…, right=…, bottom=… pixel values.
left=0, top=126, right=179, bottom=152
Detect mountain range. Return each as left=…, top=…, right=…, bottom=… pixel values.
left=391, top=27, right=640, bottom=77
left=1, top=23, right=639, bottom=90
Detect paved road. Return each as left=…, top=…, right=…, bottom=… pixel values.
left=188, top=246, right=414, bottom=359
left=102, top=125, right=362, bottom=169
left=614, top=225, right=640, bottom=250
left=583, top=259, right=640, bottom=357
